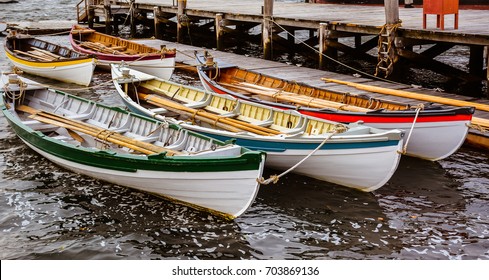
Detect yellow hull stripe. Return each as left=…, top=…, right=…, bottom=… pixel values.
left=6, top=51, right=95, bottom=68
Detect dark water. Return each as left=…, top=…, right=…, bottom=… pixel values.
left=1, top=1, right=489, bottom=261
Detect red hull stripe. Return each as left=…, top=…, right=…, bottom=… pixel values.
left=206, top=82, right=472, bottom=124
left=299, top=111, right=472, bottom=123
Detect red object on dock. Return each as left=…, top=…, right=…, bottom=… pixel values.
left=423, top=0, right=459, bottom=30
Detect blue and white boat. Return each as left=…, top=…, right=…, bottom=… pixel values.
left=111, top=65, right=404, bottom=192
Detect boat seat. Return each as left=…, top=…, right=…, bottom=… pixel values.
left=269, top=125, right=304, bottom=135
left=83, top=119, right=130, bottom=134
left=38, top=100, right=57, bottom=109
left=21, top=120, right=58, bottom=132
left=56, top=105, right=96, bottom=121
left=204, top=106, right=239, bottom=118
left=51, top=135, right=72, bottom=141
left=149, top=107, right=168, bottom=114
left=164, top=130, right=188, bottom=150
left=236, top=115, right=274, bottom=127
left=339, top=126, right=371, bottom=135
left=129, top=135, right=160, bottom=143
left=250, top=119, right=274, bottom=127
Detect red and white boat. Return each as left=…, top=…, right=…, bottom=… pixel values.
left=195, top=53, right=475, bottom=161
left=69, top=25, right=176, bottom=80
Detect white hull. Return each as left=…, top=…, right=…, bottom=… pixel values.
left=10, top=59, right=96, bottom=86
left=23, top=139, right=265, bottom=218
left=145, top=108, right=403, bottom=192
left=98, top=58, right=175, bottom=80
left=198, top=72, right=470, bottom=162
left=371, top=121, right=469, bottom=161
left=265, top=142, right=402, bottom=192
left=163, top=120, right=403, bottom=192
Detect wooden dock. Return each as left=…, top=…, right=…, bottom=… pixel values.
left=90, top=0, right=488, bottom=80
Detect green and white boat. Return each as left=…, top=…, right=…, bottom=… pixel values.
left=0, top=73, right=266, bottom=219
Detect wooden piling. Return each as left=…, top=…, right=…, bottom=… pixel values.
left=216, top=13, right=224, bottom=51
left=486, top=46, right=489, bottom=96
left=177, top=0, right=187, bottom=43
left=130, top=0, right=136, bottom=37
left=154, top=6, right=162, bottom=39
left=469, top=45, right=484, bottom=76
left=377, top=0, right=401, bottom=78
left=319, top=23, right=338, bottom=70
left=104, top=0, right=112, bottom=35
left=263, top=0, right=273, bottom=60
left=354, top=35, right=362, bottom=48
left=88, top=2, right=95, bottom=29
left=383, top=0, right=399, bottom=25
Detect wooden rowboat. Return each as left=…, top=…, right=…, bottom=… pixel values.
left=69, top=25, right=176, bottom=80
left=4, top=32, right=96, bottom=86
left=195, top=52, right=475, bottom=161
left=0, top=73, right=266, bottom=219
left=112, top=65, right=404, bottom=192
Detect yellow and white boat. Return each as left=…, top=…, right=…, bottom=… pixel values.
left=4, top=32, right=96, bottom=86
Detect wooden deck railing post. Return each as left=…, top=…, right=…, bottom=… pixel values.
left=177, top=0, right=187, bottom=43
left=216, top=13, right=224, bottom=51
left=263, top=0, right=274, bottom=60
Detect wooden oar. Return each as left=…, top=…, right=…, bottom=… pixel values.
left=66, top=128, right=85, bottom=143
left=137, top=84, right=281, bottom=135
left=29, top=50, right=57, bottom=61
left=472, top=117, right=489, bottom=129
left=14, top=50, right=53, bottom=61
left=31, top=47, right=63, bottom=59
left=16, top=105, right=181, bottom=156
left=221, top=82, right=371, bottom=112
left=143, top=98, right=244, bottom=133
left=80, top=42, right=125, bottom=55
left=322, top=78, right=489, bottom=112
left=71, top=29, right=96, bottom=34
left=138, top=93, right=282, bottom=136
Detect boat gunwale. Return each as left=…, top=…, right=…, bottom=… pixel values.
left=195, top=54, right=475, bottom=121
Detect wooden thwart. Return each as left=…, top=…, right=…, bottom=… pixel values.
left=221, top=82, right=371, bottom=112
left=138, top=93, right=282, bottom=136
left=14, top=50, right=53, bottom=61
left=31, top=47, right=63, bottom=59
left=79, top=41, right=128, bottom=55
left=16, top=105, right=181, bottom=156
